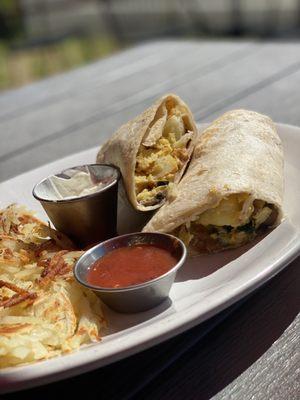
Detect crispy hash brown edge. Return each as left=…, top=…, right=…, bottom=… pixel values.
left=0, top=204, right=105, bottom=368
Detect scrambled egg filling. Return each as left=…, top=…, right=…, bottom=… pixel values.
left=135, top=105, right=192, bottom=206
left=176, top=194, right=277, bottom=252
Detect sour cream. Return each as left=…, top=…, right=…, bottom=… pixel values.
left=49, top=170, right=110, bottom=200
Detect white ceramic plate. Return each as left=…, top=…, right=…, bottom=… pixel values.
left=0, top=123, right=300, bottom=393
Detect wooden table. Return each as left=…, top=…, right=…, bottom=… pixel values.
left=1, top=40, right=299, bottom=400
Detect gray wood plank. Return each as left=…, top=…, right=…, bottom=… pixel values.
left=1, top=42, right=300, bottom=182
left=215, top=317, right=300, bottom=400
left=0, top=41, right=253, bottom=162
left=0, top=41, right=195, bottom=121
left=205, top=66, right=300, bottom=126
left=0, top=41, right=183, bottom=118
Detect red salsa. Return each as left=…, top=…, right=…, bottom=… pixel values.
left=86, top=244, right=177, bottom=288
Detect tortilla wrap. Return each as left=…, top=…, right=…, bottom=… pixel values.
left=143, top=109, right=284, bottom=252
left=96, top=94, right=198, bottom=211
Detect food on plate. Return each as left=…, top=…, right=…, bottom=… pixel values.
left=87, top=244, right=177, bottom=288
left=48, top=170, right=111, bottom=199
left=96, top=94, right=198, bottom=211
left=33, top=164, right=120, bottom=248
left=0, top=204, right=105, bottom=368
left=74, top=231, right=186, bottom=313
left=41, top=166, right=117, bottom=201
left=143, top=110, right=284, bottom=252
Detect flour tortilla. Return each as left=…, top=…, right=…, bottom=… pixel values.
left=96, top=94, right=198, bottom=211
left=143, top=109, right=284, bottom=234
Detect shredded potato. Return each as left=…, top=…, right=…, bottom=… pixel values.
left=0, top=204, right=105, bottom=368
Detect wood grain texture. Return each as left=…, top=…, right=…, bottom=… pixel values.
left=0, top=40, right=299, bottom=400
left=2, top=42, right=300, bottom=181
left=206, top=66, right=300, bottom=125
left=0, top=41, right=183, bottom=119
left=0, top=41, right=251, bottom=168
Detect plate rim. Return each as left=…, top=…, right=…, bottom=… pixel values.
left=1, top=122, right=300, bottom=394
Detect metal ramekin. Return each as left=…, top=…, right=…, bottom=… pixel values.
left=33, top=164, right=120, bottom=248
left=73, top=232, right=187, bottom=313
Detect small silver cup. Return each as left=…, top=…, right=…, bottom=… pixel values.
left=33, top=164, right=120, bottom=248
left=74, top=232, right=187, bottom=313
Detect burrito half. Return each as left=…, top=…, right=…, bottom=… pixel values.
left=97, top=94, right=197, bottom=211
left=143, top=110, right=284, bottom=252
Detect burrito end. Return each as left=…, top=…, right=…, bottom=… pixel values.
left=174, top=194, right=280, bottom=252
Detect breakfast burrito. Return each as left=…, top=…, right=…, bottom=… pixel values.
left=96, top=94, right=197, bottom=211
left=143, top=110, right=284, bottom=252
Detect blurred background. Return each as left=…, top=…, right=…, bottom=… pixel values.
left=1, top=0, right=300, bottom=91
